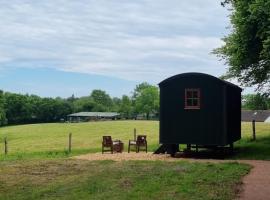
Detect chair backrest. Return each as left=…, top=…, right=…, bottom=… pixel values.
left=137, top=135, right=147, bottom=145
left=103, top=136, right=112, bottom=146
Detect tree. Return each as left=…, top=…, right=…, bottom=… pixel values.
left=135, top=85, right=159, bottom=120
left=0, top=90, right=7, bottom=126
left=74, top=96, right=95, bottom=112
left=4, top=93, right=33, bottom=124
left=132, top=82, right=152, bottom=99
left=215, top=0, right=270, bottom=94
left=90, top=90, right=113, bottom=111
left=119, top=95, right=132, bottom=119
left=242, top=94, right=269, bottom=110
left=112, top=97, right=121, bottom=112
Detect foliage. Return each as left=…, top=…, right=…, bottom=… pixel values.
left=0, top=82, right=161, bottom=126
left=119, top=95, right=132, bottom=119
left=135, top=85, right=159, bottom=119
left=242, top=94, right=269, bottom=110
left=132, top=82, right=153, bottom=99
left=215, top=0, right=270, bottom=94
left=90, top=89, right=113, bottom=111
left=2, top=93, right=73, bottom=124
left=73, top=96, right=96, bottom=112
left=0, top=159, right=250, bottom=200
left=0, top=90, right=7, bottom=126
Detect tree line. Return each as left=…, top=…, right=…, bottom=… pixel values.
left=242, top=94, right=270, bottom=111
left=0, top=82, right=159, bottom=126
left=0, top=83, right=269, bottom=126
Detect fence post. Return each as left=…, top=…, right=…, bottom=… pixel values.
left=134, top=128, right=136, bottom=141
left=4, top=137, right=7, bottom=155
left=252, top=120, right=256, bottom=141
left=69, top=133, right=72, bottom=153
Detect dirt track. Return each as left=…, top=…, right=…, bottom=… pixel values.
left=75, top=153, right=270, bottom=200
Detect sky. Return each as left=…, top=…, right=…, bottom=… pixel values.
left=0, top=0, right=254, bottom=98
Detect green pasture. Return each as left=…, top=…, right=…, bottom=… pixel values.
left=0, top=121, right=159, bottom=160
left=0, top=121, right=269, bottom=160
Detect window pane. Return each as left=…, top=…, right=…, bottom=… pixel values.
left=193, top=99, right=198, bottom=106
left=186, top=91, right=193, bottom=98
left=192, top=91, right=198, bottom=98
left=187, top=99, right=193, bottom=106
left=185, top=88, right=200, bottom=109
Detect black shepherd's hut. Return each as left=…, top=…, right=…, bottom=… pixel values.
left=155, top=72, right=242, bottom=155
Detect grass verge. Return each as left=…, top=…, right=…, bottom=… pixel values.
left=0, top=159, right=250, bottom=200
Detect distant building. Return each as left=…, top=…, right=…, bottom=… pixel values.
left=67, top=112, right=120, bottom=122
left=241, top=110, right=270, bottom=122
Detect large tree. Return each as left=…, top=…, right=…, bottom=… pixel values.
left=215, top=0, right=270, bottom=94
left=135, top=85, right=159, bottom=120
left=90, top=90, right=113, bottom=111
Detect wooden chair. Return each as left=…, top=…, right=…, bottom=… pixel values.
left=102, top=136, right=113, bottom=154
left=136, top=135, right=147, bottom=153
left=128, top=139, right=137, bottom=153
left=128, top=129, right=137, bottom=153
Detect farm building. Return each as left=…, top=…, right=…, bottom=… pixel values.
left=155, top=72, right=242, bottom=155
left=241, top=110, right=270, bottom=122
left=67, top=112, right=120, bottom=122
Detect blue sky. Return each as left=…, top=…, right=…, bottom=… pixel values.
left=0, top=0, right=254, bottom=97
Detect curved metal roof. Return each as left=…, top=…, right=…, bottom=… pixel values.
left=159, top=72, right=242, bottom=91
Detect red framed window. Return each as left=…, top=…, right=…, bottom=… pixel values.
left=185, top=88, right=200, bottom=109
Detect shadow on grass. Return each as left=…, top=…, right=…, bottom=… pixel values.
left=178, top=136, right=270, bottom=160
left=228, top=134, right=270, bottom=160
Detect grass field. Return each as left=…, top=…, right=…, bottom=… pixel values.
left=0, top=121, right=262, bottom=199
left=0, top=120, right=269, bottom=160
left=0, top=159, right=250, bottom=200
left=0, top=121, right=159, bottom=160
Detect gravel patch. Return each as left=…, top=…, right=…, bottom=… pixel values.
left=74, top=152, right=176, bottom=161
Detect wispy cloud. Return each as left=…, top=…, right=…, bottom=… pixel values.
left=0, top=0, right=229, bottom=82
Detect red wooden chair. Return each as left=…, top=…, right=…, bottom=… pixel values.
left=136, top=135, right=147, bottom=153
left=102, top=136, right=113, bottom=154
left=128, top=130, right=137, bottom=153
left=128, top=139, right=137, bottom=153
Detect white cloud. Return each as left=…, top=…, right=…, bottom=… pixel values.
left=0, top=0, right=230, bottom=83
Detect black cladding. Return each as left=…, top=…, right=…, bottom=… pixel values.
left=159, top=72, right=242, bottom=146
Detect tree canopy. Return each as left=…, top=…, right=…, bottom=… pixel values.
left=0, top=82, right=160, bottom=126
left=215, top=0, right=270, bottom=94
left=134, top=84, right=159, bottom=120
left=242, top=94, right=270, bottom=110
left=0, top=90, right=7, bottom=126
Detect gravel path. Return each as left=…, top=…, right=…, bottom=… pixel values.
left=74, top=153, right=270, bottom=200
left=236, top=160, right=270, bottom=200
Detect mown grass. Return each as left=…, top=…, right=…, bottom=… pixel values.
left=0, top=159, right=250, bottom=200
left=0, top=121, right=158, bottom=160
left=0, top=121, right=269, bottom=160
left=233, top=122, right=270, bottom=160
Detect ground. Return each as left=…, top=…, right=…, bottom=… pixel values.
left=0, top=157, right=250, bottom=200
left=0, top=121, right=269, bottom=199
